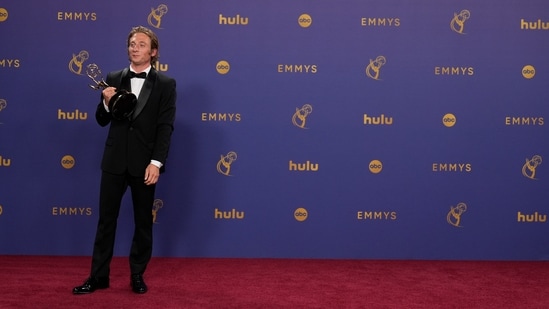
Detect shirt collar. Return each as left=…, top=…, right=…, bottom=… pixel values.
left=129, top=65, right=152, bottom=75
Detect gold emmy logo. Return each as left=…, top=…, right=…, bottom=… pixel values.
left=68, top=50, right=90, bottom=75
left=152, top=199, right=164, bottom=224
left=298, top=14, right=312, bottom=28
left=365, top=56, right=386, bottom=80
left=447, top=202, right=467, bottom=227
left=61, top=155, right=75, bottom=169
left=0, top=99, right=6, bottom=111
left=148, top=4, right=168, bottom=29
left=292, top=104, right=313, bottom=129
left=217, top=151, right=237, bottom=176
left=0, top=98, right=7, bottom=124
left=216, top=60, right=230, bottom=74
left=0, top=8, right=8, bottom=22
left=522, top=155, right=542, bottom=180
left=450, top=10, right=470, bottom=34
left=294, top=208, right=308, bottom=221
left=442, top=113, right=456, bottom=127
left=522, top=65, right=535, bottom=79
left=0, top=204, right=3, bottom=215
left=369, top=160, right=382, bottom=174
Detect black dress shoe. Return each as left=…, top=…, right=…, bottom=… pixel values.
left=72, top=276, right=109, bottom=294
left=130, top=274, right=148, bottom=294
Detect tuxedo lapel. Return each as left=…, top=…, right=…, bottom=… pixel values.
left=132, top=69, right=156, bottom=120
left=119, top=68, right=131, bottom=92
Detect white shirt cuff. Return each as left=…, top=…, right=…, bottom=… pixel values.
left=150, top=160, right=163, bottom=168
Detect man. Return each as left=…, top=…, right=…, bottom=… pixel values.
left=73, top=26, right=176, bottom=295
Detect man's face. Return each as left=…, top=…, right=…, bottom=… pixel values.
left=128, top=32, right=157, bottom=67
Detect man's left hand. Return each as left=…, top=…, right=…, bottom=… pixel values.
left=144, top=164, right=160, bottom=185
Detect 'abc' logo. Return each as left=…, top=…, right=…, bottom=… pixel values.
left=522, top=65, right=535, bottom=79
left=298, top=14, right=312, bottom=28
left=61, top=155, right=75, bottom=169
left=369, top=160, right=383, bottom=174
left=442, top=113, right=456, bottom=127
left=216, top=60, right=230, bottom=74
left=0, top=8, right=8, bottom=22
left=294, top=207, right=308, bottom=221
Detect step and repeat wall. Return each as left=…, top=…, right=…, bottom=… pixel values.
left=0, top=1, right=548, bottom=260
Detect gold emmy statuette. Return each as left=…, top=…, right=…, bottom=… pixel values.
left=86, top=63, right=137, bottom=120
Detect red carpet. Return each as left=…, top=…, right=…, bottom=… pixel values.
left=1, top=256, right=548, bottom=308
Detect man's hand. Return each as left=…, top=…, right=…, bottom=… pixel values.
left=101, top=86, right=117, bottom=104
left=144, top=164, right=160, bottom=185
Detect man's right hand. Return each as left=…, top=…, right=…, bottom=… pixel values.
left=102, top=86, right=117, bottom=105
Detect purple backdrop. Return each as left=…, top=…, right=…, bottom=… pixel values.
left=0, top=0, right=548, bottom=260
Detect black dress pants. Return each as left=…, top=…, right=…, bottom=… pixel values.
left=90, top=170, right=155, bottom=278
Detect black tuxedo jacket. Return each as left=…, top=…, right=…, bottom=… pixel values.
left=95, top=67, right=176, bottom=177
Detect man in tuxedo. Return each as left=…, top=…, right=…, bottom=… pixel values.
left=73, top=26, right=176, bottom=295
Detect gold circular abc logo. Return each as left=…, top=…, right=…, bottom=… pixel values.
left=294, top=207, right=308, bottom=221
left=216, top=60, right=230, bottom=75
left=442, top=113, right=456, bottom=127
left=0, top=8, right=8, bottom=22
left=298, top=14, right=312, bottom=28
left=0, top=205, right=3, bottom=215
left=369, top=160, right=382, bottom=174
left=61, top=155, right=75, bottom=169
left=522, top=65, right=535, bottom=79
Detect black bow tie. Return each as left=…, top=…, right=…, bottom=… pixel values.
left=129, top=71, right=147, bottom=79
